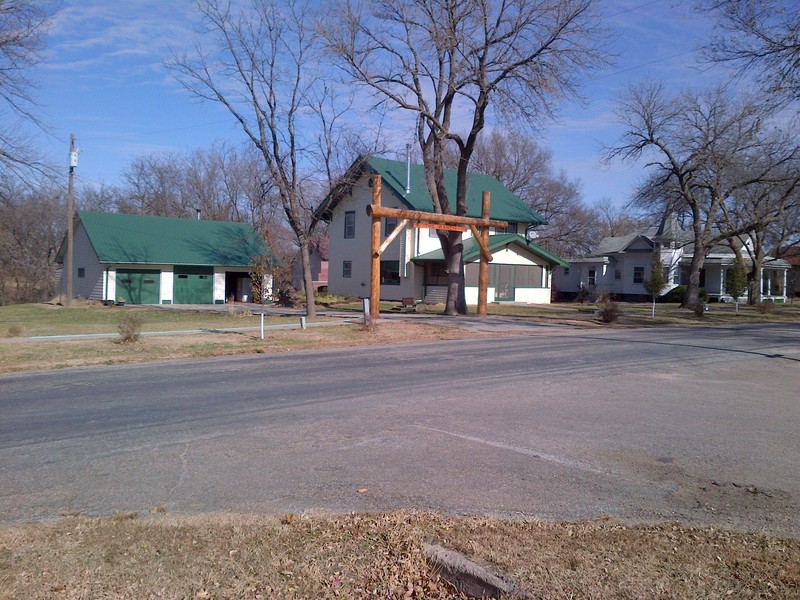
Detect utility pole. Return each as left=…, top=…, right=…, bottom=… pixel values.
left=66, top=133, right=76, bottom=307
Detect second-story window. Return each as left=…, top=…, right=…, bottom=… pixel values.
left=384, top=216, right=398, bottom=237
left=494, top=222, right=518, bottom=234
left=344, top=211, right=355, bottom=239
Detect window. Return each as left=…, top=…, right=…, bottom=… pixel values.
left=342, top=260, right=352, bottom=278
left=494, top=222, right=518, bottom=234
left=344, top=211, right=355, bottom=239
left=427, top=263, right=449, bottom=286
left=588, top=268, right=596, bottom=286
left=663, top=267, right=671, bottom=284
left=515, top=265, right=544, bottom=287
left=77, top=268, right=85, bottom=278
left=563, top=267, right=569, bottom=276
left=614, top=269, right=621, bottom=280
left=384, top=216, right=398, bottom=237
left=380, top=260, right=401, bottom=285
left=634, top=266, right=644, bottom=284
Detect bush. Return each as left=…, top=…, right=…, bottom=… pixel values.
left=117, top=313, right=144, bottom=343
left=576, top=286, right=591, bottom=304
left=277, top=286, right=302, bottom=307
left=6, top=324, right=25, bottom=337
left=598, top=301, right=621, bottom=323
left=660, top=285, right=709, bottom=304
left=757, top=301, right=775, bottom=314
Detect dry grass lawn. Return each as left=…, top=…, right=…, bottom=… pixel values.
left=1, top=511, right=798, bottom=599
left=0, top=321, right=472, bottom=374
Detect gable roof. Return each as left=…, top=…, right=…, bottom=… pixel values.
left=411, top=233, right=569, bottom=268
left=60, top=212, right=274, bottom=267
left=318, top=156, right=547, bottom=225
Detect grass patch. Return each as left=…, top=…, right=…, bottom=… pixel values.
left=329, top=298, right=800, bottom=326
left=0, top=322, right=469, bottom=374
left=1, top=301, right=798, bottom=374
left=0, top=302, right=307, bottom=337
left=0, top=511, right=797, bottom=599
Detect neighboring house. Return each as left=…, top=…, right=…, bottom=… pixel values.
left=291, top=238, right=329, bottom=293
left=55, top=211, right=275, bottom=305
left=316, top=156, right=568, bottom=304
left=554, top=213, right=791, bottom=302
left=785, top=248, right=800, bottom=301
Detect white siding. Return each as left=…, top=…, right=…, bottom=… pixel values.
left=60, top=223, right=104, bottom=300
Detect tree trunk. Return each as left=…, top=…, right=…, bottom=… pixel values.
left=746, top=249, right=767, bottom=305
left=681, top=247, right=705, bottom=310
left=298, top=236, right=316, bottom=318
left=443, top=231, right=467, bottom=316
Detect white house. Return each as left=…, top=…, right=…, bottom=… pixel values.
left=316, top=156, right=568, bottom=304
left=554, top=213, right=791, bottom=302
left=55, top=211, right=276, bottom=304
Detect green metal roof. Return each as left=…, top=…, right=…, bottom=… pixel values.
left=411, top=233, right=570, bottom=268
left=318, top=156, right=547, bottom=225
left=71, top=212, right=274, bottom=267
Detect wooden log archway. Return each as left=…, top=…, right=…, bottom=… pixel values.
left=367, top=174, right=508, bottom=320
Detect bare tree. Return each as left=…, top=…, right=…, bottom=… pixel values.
left=606, top=82, right=799, bottom=310
left=456, top=130, right=600, bottom=257
left=593, top=197, right=648, bottom=239
left=0, top=0, right=51, bottom=179
left=328, top=0, right=606, bottom=315
left=121, top=154, right=187, bottom=217
left=169, top=0, right=355, bottom=317
left=725, top=154, right=800, bottom=303
left=0, top=177, right=63, bottom=304
left=700, top=0, right=800, bottom=108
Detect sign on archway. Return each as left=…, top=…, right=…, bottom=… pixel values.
left=366, top=174, right=508, bottom=320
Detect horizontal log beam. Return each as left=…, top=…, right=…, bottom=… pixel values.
left=367, top=204, right=508, bottom=229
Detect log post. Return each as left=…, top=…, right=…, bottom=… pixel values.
left=370, top=175, right=382, bottom=321
left=478, top=191, right=490, bottom=316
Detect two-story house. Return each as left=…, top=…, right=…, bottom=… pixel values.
left=316, top=156, right=569, bottom=304
left=554, top=213, right=791, bottom=302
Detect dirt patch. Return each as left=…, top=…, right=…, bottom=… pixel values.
left=1, top=511, right=797, bottom=599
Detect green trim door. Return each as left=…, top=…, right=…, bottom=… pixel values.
left=493, top=264, right=514, bottom=301
left=116, top=269, right=161, bottom=304
left=173, top=266, right=214, bottom=304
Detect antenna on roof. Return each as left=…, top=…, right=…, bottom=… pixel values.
left=405, top=144, right=411, bottom=194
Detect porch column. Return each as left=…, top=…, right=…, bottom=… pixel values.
left=783, top=269, right=788, bottom=300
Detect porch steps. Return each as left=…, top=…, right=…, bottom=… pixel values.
left=424, top=289, right=448, bottom=304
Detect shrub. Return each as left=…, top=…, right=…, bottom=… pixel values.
left=6, top=324, right=25, bottom=337
left=693, top=302, right=706, bottom=318
left=576, top=286, right=591, bottom=304
left=278, top=286, right=302, bottom=307
left=598, top=301, right=621, bottom=323
left=117, top=313, right=144, bottom=343
left=660, top=285, right=709, bottom=304
left=757, top=301, right=774, bottom=314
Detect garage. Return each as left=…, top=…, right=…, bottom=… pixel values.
left=116, top=269, right=161, bottom=304
left=173, top=266, right=214, bottom=304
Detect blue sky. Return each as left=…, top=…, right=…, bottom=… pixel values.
left=32, top=0, right=731, bottom=209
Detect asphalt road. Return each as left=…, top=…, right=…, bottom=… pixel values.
left=2, top=323, right=799, bottom=535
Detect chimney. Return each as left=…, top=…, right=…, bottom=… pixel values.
left=405, top=144, right=411, bottom=195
